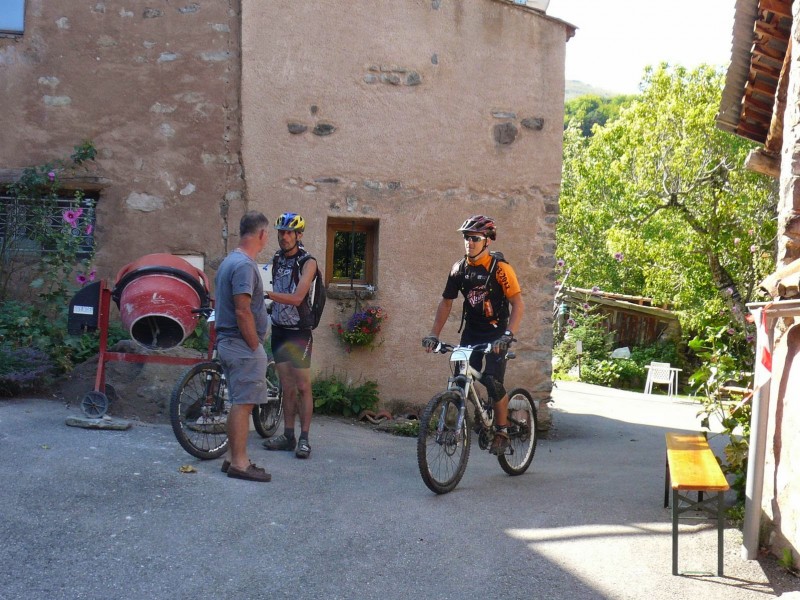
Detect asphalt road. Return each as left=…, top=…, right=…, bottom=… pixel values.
left=1, top=382, right=798, bottom=600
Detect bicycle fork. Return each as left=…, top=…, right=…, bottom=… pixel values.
left=435, top=393, right=468, bottom=446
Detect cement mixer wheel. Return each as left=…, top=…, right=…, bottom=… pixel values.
left=81, top=391, right=110, bottom=418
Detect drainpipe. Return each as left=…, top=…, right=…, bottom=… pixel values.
left=741, top=304, right=773, bottom=560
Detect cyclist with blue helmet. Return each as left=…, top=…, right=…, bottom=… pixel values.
left=262, top=212, right=317, bottom=459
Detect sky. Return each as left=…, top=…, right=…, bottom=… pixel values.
left=548, top=0, right=736, bottom=94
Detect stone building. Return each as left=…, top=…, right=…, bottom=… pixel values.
left=0, top=1, right=575, bottom=418
left=718, top=0, right=799, bottom=569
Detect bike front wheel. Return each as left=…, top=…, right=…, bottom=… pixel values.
left=417, top=391, right=471, bottom=494
left=253, top=361, right=283, bottom=438
left=498, top=387, right=538, bottom=476
left=170, top=361, right=230, bottom=459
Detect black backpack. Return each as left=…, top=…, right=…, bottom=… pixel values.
left=271, top=250, right=327, bottom=330
left=456, top=251, right=508, bottom=332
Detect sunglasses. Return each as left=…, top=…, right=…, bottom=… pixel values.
left=463, top=235, right=485, bottom=243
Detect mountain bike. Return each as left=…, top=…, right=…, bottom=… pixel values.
left=169, top=308, right=283, bottom=459
left=417, top=341, right=538, bottom=494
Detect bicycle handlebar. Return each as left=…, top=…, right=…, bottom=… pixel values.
left=433, top=341, right=516, bottom=360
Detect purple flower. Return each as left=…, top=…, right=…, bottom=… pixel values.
left=567, top=318, right=576, bottom=327
left=62, top=207, right=83, bottom=227
left=746, top=334, right=754, bottom=343
left=591, top=286, right=600, bottom=294
left=725, top=287, right=734, bottom=296
left=47, top=171, right=56, bottom=181
left=556, top=259, right=565, bottom=268
left=727, top=328, right=736, bottom=335
left=613, top=252, right=624, bottom=262
left=76, top=273, right=87, bottom=285
left=582, top=303, right=590, bottom=311
left=89, top=270, right=96, bottom=282
left=750, top=245, right=757, bottom=253
left=85, top=224, right=94, bottom=235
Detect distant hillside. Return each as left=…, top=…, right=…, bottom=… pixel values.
left=565, top=80, right=622, bottom=101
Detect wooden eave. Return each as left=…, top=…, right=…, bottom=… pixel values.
left=718, top=0, right=792, bottom=167
left=489, top=0, right=577, bottom=40
left=562, top=287, right=678, bottom=321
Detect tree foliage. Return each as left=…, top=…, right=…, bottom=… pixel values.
left=563, top=93, right=636, bottom=136
left=558, top=64, right=777, bottom=336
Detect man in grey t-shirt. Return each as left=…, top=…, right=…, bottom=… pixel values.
left=213, top=211, right=272, bottom=482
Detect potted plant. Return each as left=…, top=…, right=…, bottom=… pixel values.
left=331, top=306, right=386, bottom=352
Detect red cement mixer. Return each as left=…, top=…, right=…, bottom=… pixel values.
left=67, top=253, right=212, bottom=418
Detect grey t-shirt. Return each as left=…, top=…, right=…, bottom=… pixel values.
left=214, top=250, right=268, bottom=342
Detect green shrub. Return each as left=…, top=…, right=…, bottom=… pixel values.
left=688, top=325, right=754, bottom=504
left=0, top=345, right=54, bottom=395
left=580, top=358, right=622, bottom=387
left=312, top=373, right=380, bottom=417
left=0, top=299, right=128, bottom=391
left=553, top=308, right=613, bottom=377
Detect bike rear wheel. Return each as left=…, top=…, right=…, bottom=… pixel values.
left=170, top=361, right=230, bottom=459
left=417, top=391, right=471, bottom=494
left=497, top=387, right=538, bottom=476
left=252, top=360, right=283, bottom=438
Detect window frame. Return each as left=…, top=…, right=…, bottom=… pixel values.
left=0, top=189, right=98, bottom=259
left=325, top=217, right=378, bottom=289
left=0, top=0, right=25, bottom=35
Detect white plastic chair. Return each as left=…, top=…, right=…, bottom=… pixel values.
left=644, top=362, right=675, bottom=396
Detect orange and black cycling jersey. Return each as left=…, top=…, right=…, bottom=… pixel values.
left=442, top=252, right=521, bottom=334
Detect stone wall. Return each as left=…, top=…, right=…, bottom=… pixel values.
left=761, top=0, right=800, bottom=569
left=240, top=0, right=572, bottom=418
left=0, top=0, right=245, bottom=277
left=1, top=0, right=571, bottom=422
left=762, top=324, right=800, bottom=568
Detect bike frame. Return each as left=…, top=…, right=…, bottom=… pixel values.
left=439, top=342, right=498, bottom=439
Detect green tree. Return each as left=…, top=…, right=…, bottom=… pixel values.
left=558, top=64, right=776, bottom=335
left=564, top=93, right=635, bottom=136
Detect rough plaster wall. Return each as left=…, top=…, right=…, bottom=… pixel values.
left=780, top=0, right=800, bottom=267
left=241, top=0, right=567, bottom=415
left=762, top=323, right=800, bottom=568
left=762, top=0, right=800, bottom=566
left=0, top=0, right=245, bottom=278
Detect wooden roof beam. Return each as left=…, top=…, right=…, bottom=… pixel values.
left=746, top=148, right=781, bottom=178
left=759, top=0, right=793, bottom=18
left=755, top=19, right=790, bottom=41
left=751, top=60, right=782, bottom=78
left=753, top=39, right=788, bottom=61
left=746, top=77, right=778, bottom=94
left=737, top=121, right=769, bottom=140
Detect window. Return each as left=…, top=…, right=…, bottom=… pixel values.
left=0, top=0, right=25, bottom=35
left=0, top=190, right=97, bottom=259
left=326, top=218, right=378, bottom=289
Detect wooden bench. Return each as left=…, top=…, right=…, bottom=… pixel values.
left=664, top=432, right=730, bottom=576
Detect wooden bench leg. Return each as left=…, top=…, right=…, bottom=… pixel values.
left=664, top=456, right=670, bottom=508
left=717, top=491, right=724, bottom=576
left=672, top=489, right=679, bottom=575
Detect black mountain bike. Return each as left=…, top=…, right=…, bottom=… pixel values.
left=169, top=309, right=283, bottom=459
left=417, top=341, right=538, bottom=494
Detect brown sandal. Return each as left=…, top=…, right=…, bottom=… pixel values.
left=227, top=463, right=271, bottom=482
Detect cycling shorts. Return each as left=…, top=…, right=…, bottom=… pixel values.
left=271, top=325, right=313, bottom=369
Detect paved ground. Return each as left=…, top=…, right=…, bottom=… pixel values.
left=1, top=381, right=798, bottom=599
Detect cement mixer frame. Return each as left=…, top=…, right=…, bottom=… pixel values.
left=77, top=279, right=213, bottom=418
left=68, top=253, right=215, bottom=418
